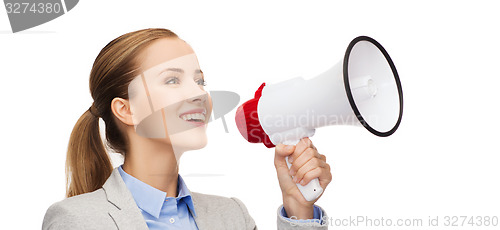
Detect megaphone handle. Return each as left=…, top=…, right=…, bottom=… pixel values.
left=283, top=139, right=324, bottom=202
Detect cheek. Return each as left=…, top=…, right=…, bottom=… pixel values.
left=130, top=95, right=152, bottom=125
left=207, top=94, right=213, bottom=116
left=163, top=104, right=189, bottom=136
left=150, top=90, right=183, bottom=111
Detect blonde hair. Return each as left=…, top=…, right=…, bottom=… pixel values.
left=66, top=28, right=178, bottom=197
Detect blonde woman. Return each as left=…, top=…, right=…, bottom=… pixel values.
left=42, top=28, right=332, bottom=230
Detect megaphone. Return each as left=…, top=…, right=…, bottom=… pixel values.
left=234, top=36, right=403, bottom=202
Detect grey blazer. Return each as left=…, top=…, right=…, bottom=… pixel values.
left=42, top=168, right=328, bottom=229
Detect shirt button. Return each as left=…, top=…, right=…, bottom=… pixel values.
left=169, top=218, right=175, bottom=224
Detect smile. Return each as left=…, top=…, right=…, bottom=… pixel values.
left=180, top=113, right=206, bottom=122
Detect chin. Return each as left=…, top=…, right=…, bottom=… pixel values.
left=169, top=127, right=208, bottom=152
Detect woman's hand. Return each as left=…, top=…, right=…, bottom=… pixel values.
left=274, top=137, right=332, bottom=219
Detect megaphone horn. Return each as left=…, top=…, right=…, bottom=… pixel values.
left=235, top=36, right=403, bottom=201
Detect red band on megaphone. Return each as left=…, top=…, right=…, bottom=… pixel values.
left=235, top=83, right=275, bottom=148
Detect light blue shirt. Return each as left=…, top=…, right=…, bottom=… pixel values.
left=118, top=166, right=198, bottom=230
left=118, top=165, right=324, bottom=229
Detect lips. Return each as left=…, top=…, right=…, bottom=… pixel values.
left=179, top=108, right=207, bottom=124
left=179, top=108, right=206, bottom=117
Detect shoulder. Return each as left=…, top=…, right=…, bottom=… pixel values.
left=45, top=188, right=108, bottom=214
left=191, top=191, right=248, bottom=212
left=191, top=192, right=256, bottom=229
left=42, top=189, right=112, bottom=230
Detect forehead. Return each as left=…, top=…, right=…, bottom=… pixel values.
left=139, top=38, right=196, bottom=71
left=143, top=53, right=200, bottom=77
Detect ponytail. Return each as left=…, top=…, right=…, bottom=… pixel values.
left=65, top=109, right=112, bottom=197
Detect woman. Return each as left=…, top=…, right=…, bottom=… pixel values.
left=42, top=28, right=332, bottom=229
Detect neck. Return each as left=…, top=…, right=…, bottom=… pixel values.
left=123, top=129, right=183, bottom=198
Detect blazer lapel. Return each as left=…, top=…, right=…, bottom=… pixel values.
left=191, top=192, right=213, bottom=230
left=102, top=168, right=149, bottom=230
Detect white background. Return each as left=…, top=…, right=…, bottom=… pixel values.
left=1, top=0, right=499, bottom=229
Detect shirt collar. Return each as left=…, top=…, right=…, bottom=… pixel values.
left=118, top=165, right=196, bottom=218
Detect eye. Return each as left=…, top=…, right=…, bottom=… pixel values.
left=165, top=77, right=180, bottom=85
left=196, top=78, right=207, bottom=86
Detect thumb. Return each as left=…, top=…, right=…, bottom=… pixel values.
left=274, top=144, right=295, bottom=168
left=275, top=144, right=295, bottom=157
left=274, top=144, right=299, bottom=196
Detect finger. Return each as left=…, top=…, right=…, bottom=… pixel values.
left=310, top=140, right=317, bottom=151
left=293, top=157, right=328, bottom=184
left=289, top=137, right=313, bottom=162
left=299, top=166, right=332, bottom=188
left=288, top=148, right=320, bottom=176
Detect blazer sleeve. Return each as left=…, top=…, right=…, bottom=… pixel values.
left=42, top=202, right=84, bottom=230
left=276, top=204, right=329, bottom=230
left=230, top=197, right=328, bottom=230
left=230, top=197, right=258, bottom=230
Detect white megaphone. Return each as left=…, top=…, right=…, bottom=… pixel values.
left=235, top=36, right=403, bottom=202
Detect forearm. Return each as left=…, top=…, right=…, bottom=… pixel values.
left=282, top=196, right=314, bottom=219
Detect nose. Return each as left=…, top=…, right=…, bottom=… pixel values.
left=188, top=91, right=207, bottom=104
left=186, top=82, right=207, bottom=104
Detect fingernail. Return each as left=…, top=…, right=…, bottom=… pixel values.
left=300, top=180, right=305, bottom=185
left=293, top=177, right=298, bottom=183
left=289, top=168, right=295, bottom=176
left=288, top=157, right=293, bottom=163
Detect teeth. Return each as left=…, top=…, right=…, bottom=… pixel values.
left=180, top=113, right=206, bottom=122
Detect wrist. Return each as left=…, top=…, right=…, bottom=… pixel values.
left=282, top=195, right=314, bottom=219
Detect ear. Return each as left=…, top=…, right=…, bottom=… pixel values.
left=111, top=97, right=134, bottom=126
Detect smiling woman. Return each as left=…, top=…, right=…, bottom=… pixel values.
left=41, top=28, right=332, bottom=230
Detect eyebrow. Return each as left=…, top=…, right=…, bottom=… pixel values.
left=159, top=68, right=203, bottom=75
left=161, top=67, right=184, bottom=73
